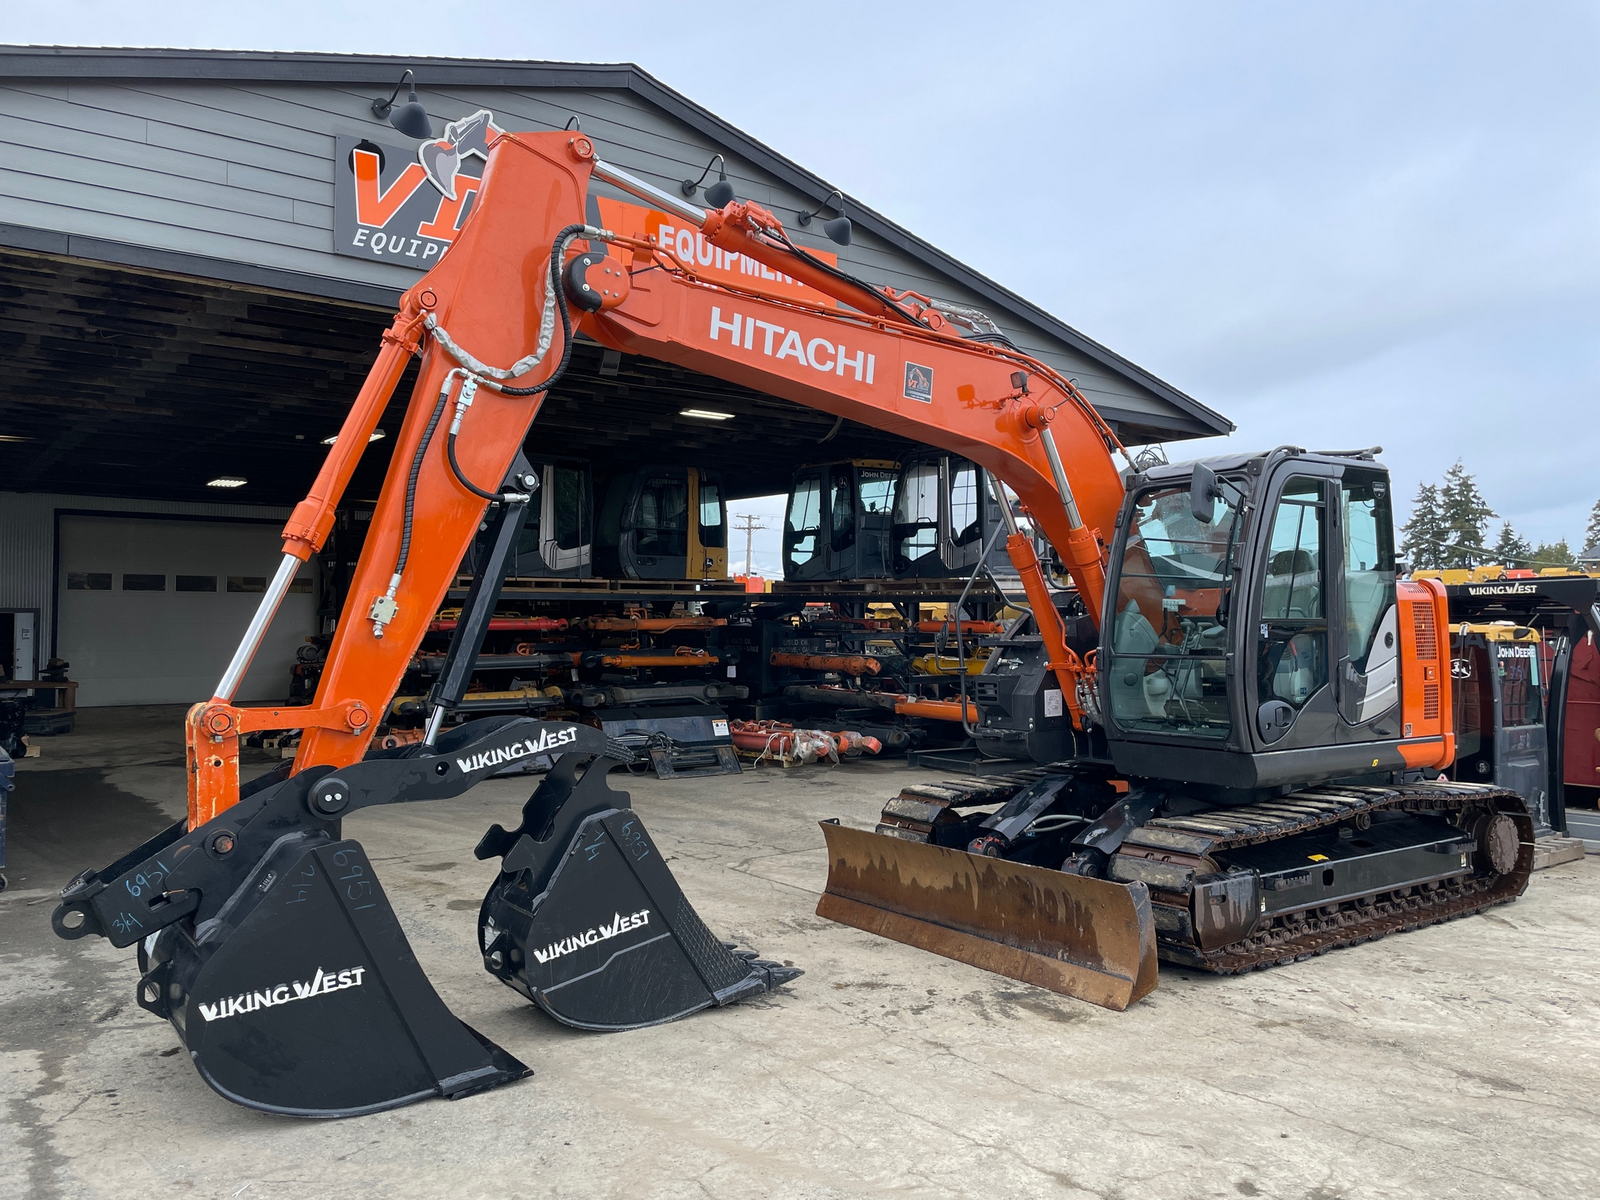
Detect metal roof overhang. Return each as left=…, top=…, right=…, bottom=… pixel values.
left=1, top=242, right=1011, bottom=506
left=0, top=45, right=1233, bottom=445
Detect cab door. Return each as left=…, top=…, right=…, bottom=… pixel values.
left=536, top=462, right=591, bottom=577
left=784, top=468, right=826, bottom=580
left=625, top=468, right=690, bottom=580
left=891, top=455, right=944, bottom=576
left=1490, top=639, right=1550, bottom=827
left=688, top=470, right=727, bottom=580
left=1246, top=471, right=1339, bottom=750
left=1332, top=467, right=1403, bottom=743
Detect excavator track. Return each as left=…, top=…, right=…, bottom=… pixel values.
left=874, top=775, right=1533, bottom=972
left=876, top=767, right=1060, bottom=840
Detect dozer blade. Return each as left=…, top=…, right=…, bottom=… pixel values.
left=816, top=821, right=1158, bottom=1011
left=476, top=752, right=801, bottom=1030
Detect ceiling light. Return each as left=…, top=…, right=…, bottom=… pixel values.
left=680, top=408, right=734, bottom=421
left=321, top=429, right=387, bottom=445
left=207, top=477, right=247, bottom=488
left=0, top=434, right=32, bottom=443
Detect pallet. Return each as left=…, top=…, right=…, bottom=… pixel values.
left=1531, top=835, right=1588, bottom=870
left=451, top=576, right=748, bottom=600
left=734, top=747, right=810, bottom=769
left=770, top=579, right=1003, bottom=600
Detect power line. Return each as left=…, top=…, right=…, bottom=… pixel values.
left=733, top=513, right=768, bottom=576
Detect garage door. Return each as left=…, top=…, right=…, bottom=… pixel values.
left=58, top=515, right=316, bottom=707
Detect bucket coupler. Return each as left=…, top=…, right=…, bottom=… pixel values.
left=49, top=716, right=612, bottom=1117
left=475, top=750, right=801, bottom=1030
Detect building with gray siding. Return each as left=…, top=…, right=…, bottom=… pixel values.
left=0, top=46, right=1230, bottom=704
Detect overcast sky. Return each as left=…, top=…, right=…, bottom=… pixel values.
left=12, top=1, right=1598, bottom=574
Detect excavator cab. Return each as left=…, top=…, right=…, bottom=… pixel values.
left=889, top=452, right=1007, bottom=579
left=783, top=459, right=899, bottom=581
left=1451, top=623, right=1550, bottom=825
left=594, top=466, right=727, bottom=581
left=466, top=458, right=592, bottom=580
left=1099, top=447, right=1443, bottom=789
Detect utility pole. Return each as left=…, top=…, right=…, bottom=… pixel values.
left=733, top=513, right=767, bottom=576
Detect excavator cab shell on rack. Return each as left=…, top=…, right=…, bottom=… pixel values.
left=783, top=458, right=900, bottom=581
left=889, top=452, right=1008, bottom=580
left=594, top=465, right=728, bottom=581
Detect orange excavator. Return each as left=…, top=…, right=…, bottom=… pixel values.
left=52, top=125, right=1531, bottom=1115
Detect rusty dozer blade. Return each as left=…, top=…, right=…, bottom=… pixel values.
left=816, top=821, right=1158, bottom=1011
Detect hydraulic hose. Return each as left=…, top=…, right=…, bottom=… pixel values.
left=439, top=224, right=587, bottom=499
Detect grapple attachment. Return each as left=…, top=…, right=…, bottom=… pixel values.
left=476, top=751, right=801, bottom=1030
left=817, top=821, right=1158, bottom=1011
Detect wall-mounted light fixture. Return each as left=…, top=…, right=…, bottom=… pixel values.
left=681, top=154, right=735, bottom=207
left=796, top=189, right=853, bottom=247
left=370, top=69, right=433, bottom=139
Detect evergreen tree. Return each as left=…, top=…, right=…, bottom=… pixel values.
left=1584, top=499, right=1600, bottom=556
left=1492, top=522, right=1533, bottom=566
left=1435, top=461, right=1496, bottom=568
left=1399, top=482, right=1445, bottom=569
left=1531, top=540, right=1577, bottom=568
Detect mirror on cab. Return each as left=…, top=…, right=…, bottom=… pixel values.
left=1190, top=461, right=1218, bottom=525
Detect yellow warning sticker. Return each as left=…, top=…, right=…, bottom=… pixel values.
left=1308, top=854, right=1330, bottom=862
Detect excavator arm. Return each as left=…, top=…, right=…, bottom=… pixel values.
left=187, top=128, right=1132, bottom=826
left=53, top=130, right=1160, bottom=1113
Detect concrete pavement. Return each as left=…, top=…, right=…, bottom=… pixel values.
left=2, top=709, right=1597, bottom=1200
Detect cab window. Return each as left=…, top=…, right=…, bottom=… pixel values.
left=1341, top=470, right=1396, bottom=670
left=858, top=468, right=896, bottom=514
left=637, top=476, right=688, bottom=557
left=950, top=463, right=980, bottom=544
left=894, top=461, right=940, bottom=562
left=1257, top=477, right=1327, bottom=709
left=787, top=475, right=822, bottom=566
left=698, top=478, right=725, bottom=548
left=829, top=466, right=856, bottom=551
left=1105, top=480, right=1242, bottom=739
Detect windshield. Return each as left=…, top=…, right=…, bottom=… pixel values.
left=1106, top=480, right=1243, bottom=739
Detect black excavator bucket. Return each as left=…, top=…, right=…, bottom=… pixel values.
left=52, top=717, right=795, bottom=1115
left=50, top=718, right=608, bottom=1117
left=476, top=748, right=801, bottom=1030
left=122, top=832, right=525, bottom=1118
